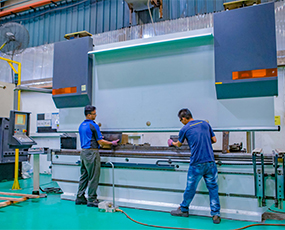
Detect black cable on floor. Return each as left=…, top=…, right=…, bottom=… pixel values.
left=39, top=187, right=63, bottom=194
left=268, top=207, right=285, bottom=214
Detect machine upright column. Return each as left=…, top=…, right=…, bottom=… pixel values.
left=252, top=148, right=266, bottom=207
left=274, top=149, right=285, bottom=209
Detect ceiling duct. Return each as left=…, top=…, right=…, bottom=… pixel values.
left=125, top=0, right=155, bottom=11
left=125, top=0, right=163, bottom=24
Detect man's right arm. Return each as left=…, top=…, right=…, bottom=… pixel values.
left=98, top=139, right=119, bottom=146
left=211, top=136, right=217, bottom=144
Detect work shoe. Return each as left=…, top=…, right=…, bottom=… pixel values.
left=170, top=207, right=189, bottom=217
left=212, top=215, right=221, bottom=224
left=75, top=196, right=87, bottom=205
left=87, top=199, right=100, bottom=207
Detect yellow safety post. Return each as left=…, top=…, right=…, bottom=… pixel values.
left=0, top=57, right=22, bottom=190
left=0, top=42, right=6, bottom=50
left=12, top=149, right=20, bottom=190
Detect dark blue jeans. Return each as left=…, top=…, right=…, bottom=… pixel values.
left=180, top=161, right=220, bottom=216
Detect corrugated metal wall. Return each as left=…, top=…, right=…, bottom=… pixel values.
left=0, top=0, right=283, bottom=84
left=1, top=0, right=131, bottom=47
left=0, top=0, right=273, bottom=47
left=92, top=13, right=214, bottom=45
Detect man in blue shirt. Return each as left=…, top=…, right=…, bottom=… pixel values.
left=168, top=108, right=221, bottom=224
left=75, top=105, right=119, bottom=207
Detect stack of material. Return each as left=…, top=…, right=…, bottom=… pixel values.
left=0, top=192, right=39, bottom=208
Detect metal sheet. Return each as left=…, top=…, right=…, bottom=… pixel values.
left=87, top=28, right=275, bottom=132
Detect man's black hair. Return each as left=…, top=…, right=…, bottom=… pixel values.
left=178, top=108, right=193, bottom=120
left=84, top=105, right=96, bottom=116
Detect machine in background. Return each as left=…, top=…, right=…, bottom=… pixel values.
left=0, top=117, right=27, bottom=181
left=8, top=110, right=36, bottom=149
left=0, top=111, right=36, bottom=181
left=60, top=133, right=77, bottom=149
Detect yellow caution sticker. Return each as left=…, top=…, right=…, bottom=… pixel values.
left=275, top=116, right=281, bottom=126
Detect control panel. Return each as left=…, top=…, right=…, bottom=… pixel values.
left=8, top=110, right=37, bottom=149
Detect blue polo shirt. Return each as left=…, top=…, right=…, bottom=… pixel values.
left=79, top=119, right=103, bottom=149
left=179, top=120, right=215, bottom=166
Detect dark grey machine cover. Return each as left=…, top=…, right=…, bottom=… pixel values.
left=52, top=36, right=93, bottom=108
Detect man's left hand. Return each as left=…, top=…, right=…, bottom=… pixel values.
left=168, top=139, right=173, bottom=147
left=111, top=139, right=120, bottom=146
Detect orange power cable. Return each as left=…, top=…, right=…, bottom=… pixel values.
left=116, top=208, right=285, bottom=230
left=234, top=223, right=285, bottom=230
left=116, top=208, right=197, bottom=230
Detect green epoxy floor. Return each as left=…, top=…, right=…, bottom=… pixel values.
left=0, top=175, right=285, bottom=230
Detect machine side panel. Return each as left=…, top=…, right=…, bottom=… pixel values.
left=214, top=2, right=278, bottom=99
left=52, top=37, right=93, bottom=108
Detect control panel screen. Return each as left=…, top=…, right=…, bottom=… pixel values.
left=15, top=114, right=26, bottom=125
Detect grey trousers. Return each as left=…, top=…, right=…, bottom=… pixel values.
left=76, top=149, right=100, bottom=201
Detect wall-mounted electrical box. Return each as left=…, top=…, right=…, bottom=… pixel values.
left=37, top=112, right=59, bottom=133
left=0, top=81, right=14, bottom=118
left=52, top=36, right=93, bottom=108
left=214, top=2, right=278, bottom=99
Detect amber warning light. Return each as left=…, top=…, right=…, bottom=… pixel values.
left=52, top=87, right=77, bottom=95
left=232, top=68, right=277, bottom=80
